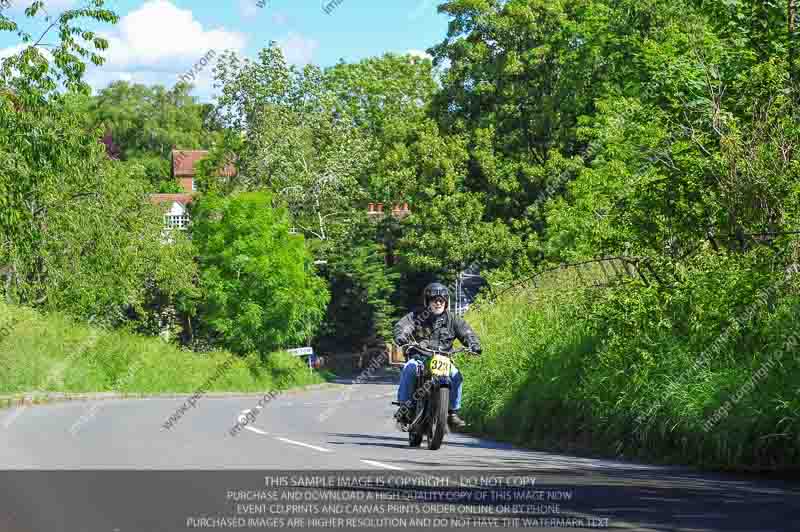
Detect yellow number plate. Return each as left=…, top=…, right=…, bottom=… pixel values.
left=429, top=355, right=451, bottom=377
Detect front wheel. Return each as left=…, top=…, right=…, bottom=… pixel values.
left=409, top=431, right=423, bottom=447
left=427, top=387, right=449, bottom=450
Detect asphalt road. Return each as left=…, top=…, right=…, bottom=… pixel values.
left=1, top=369, right=799, bottom=531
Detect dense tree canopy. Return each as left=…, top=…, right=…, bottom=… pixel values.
left=77, top=81, right=221, bottom=188
left=0, top=1, right=197, bottom=330
left=3, top=0, right=800, bottom=355
left=191, top=192, right=330, bottom=357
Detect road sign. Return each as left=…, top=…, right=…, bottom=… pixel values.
left=286, top=347, right=313, bottom=357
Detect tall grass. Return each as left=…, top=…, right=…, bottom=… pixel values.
left=459, top=253, right=800, bottom=471
left=0, top=302, right=322, bottom=395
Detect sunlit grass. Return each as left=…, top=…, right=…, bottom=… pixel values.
left=459, top=257, right=800, bottom=471
left=0, top=303, right=323, bottom=395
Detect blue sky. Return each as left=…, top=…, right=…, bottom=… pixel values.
left=0, top=0, right=450, bottom=100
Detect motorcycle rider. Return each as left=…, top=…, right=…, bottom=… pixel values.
left=393, top=282, right=482, bottom=429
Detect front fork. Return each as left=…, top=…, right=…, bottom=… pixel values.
left=411, top=369, right=451, bottom=428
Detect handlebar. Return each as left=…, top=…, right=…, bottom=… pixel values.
left=402, top=342, right=479, bottom=357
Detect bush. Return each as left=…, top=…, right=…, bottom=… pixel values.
left=461, top=251, right=800, bottom=471
left=0, top=302, right=322, bottom=394
left=190, top=191, right=330, bottom=358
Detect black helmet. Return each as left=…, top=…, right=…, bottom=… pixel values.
left=423, top=282, right=449, bottom=308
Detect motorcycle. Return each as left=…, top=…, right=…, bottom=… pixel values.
left=392, top=342, right=478, bottom=450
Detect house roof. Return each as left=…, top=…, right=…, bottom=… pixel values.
left=0, top=89, right=22, bottom=112
left=171, top=149, right=237, bottom=178
left=172, top=150, right=208, bottom=177
left=149, top=193, right=196, bottom=206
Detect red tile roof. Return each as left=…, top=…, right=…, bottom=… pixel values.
left=149, top=193, right=196, bottom=206
left=172, top=150, right=237, bottom=178
left=172, top=150, right=208, bottom=177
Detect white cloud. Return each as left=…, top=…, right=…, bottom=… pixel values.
left=101, top=1, right=245, bottom=71
left=79, top=0, right=245, bottom=98
left=405, top=49, right=433, bottom=61
left=0, top=1, right=244, bottom=102
left=0, top=44, right=27, bottom=61
left=278, top=32, right=318, bottom=66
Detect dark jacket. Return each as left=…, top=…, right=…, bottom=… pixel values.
left=393, top=308, right=480, bottom=355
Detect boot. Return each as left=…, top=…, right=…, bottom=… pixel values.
left=448, top=410, right=466, bottom=429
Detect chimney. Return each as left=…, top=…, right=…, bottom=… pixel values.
left=403, top=202, right=409, bottom=212
left=377, top=203, right=384, bottom=213
left=368, top=203, right=375, bottom=213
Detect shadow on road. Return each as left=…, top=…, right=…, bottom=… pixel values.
left=327, top=432, right=508, bottom=451
left=289, top=467, right=800, bottom=531
left=325, top=367, right=401, bottom=386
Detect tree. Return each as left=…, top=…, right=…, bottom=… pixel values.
left=316, top=234, right=400, bottom=352
left=400, top=191, right=524, bottom=276
left=82, top=81, right=221, bottom=186
left=0, top=2, right=197, bottom=332
left=544, top=0, right=800, bottom=262
left=324, top=52, right=439, bottom=139
left=206, top=45, right=372, bottom=248
left=0, top=0, right=118, bottom=256
left=190, top=192, right=330, bottom=357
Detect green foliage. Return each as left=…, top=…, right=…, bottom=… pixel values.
left=0, top=84, right=197, bottom=328
left=316, top=233, right=400, bottom=351
left=190, top=191, right=330, bottom=357
left=0, top=90, right=197, bottom=328
left=431, top=0, right=622, bottom=224
left=82, top=81, right=221, bottom=185
left=34, top=164, right=199, bottom=326
left=400, top=191, right=524, bottom=274
left=0, top=302, right=322, bottom=394
left=324, top=53, right=438, bottom=138
left=462, top=251, right=800, bottom=470
left=432, top=0, right=800, bottom=471
left=0, top=1, right=118, bottom=101
left=209, top=45, right=372, bottom=244
left=543, top=1, right=800, bottom=261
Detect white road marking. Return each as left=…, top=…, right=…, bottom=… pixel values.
left=244, top=426, right=268, bottom=435
left=361, top=460, right=404, bottom=470
left=276, top=437, right=331, bottom=453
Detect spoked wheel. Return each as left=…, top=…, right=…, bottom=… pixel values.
left=427, top=387, right=449, bottom=450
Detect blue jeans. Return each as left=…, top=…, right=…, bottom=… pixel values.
left=397, top=358, right=463, bottom=411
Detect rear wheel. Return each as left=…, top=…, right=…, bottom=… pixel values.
left=427, top=387, right=449, bottom=450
